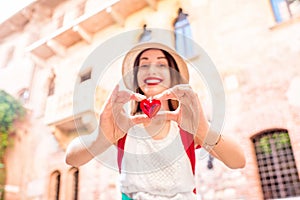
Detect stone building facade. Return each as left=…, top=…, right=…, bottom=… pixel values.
left=0, top=0, right=300, bottom=199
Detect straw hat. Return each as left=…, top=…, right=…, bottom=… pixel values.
left=122, top=42, right=189, bottom=90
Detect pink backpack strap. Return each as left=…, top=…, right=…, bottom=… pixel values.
left=179, top=127, right=201, bottom=194
left=179, top=128, right=196, bottom=175
left=117, top=134, right=127, bottom=173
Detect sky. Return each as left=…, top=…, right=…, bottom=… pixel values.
left=0, top=0, right=36, bottom=24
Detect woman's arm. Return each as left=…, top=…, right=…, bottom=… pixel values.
left=211, top=133, right=246, bottom=169
left=192, top=94, right=246, bottom=169
left=65, top=127, right=112, bottom=167
left=154, top=84, right=246, bottom=169
left=184, top=86, right=246, bottom=169
left=195, top=129, right=246, bottom=169
left=65, top=85, right=148, bottom=167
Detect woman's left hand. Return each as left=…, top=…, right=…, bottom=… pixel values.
left=154, top=84, right=206, bottom=134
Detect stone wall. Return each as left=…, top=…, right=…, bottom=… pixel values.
left=0, top=0, right=299, bottom=199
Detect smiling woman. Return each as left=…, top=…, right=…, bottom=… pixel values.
left=66, top=41, right=246, bottom=200
left=131, top=48, right=185, bottom=115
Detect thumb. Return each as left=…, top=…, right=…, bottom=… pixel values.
left=130, top=114, right=151, bottom=125
left=153, top=110, right=179, bottom=123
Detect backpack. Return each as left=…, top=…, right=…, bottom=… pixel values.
left=117, top=127, right=201, bottom=194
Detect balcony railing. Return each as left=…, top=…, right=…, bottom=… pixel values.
left=44, top=81, right=95, bottom=133
left=44, top=79, right=110, bottom=134
left=26, top=0, right=159, bottom=61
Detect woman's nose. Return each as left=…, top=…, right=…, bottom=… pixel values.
left=147, top=64, right=157, bottom=74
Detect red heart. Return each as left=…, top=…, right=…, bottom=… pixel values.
left=140, top=98, right=161, bottom=118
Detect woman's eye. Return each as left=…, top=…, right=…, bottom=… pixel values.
left=139, top=64, right=168, bottom=68
left=140, top=64, right=150, bottom=68
left=158, top=64, right=168, bottom=67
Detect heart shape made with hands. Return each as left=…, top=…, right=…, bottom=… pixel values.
left=140, top=98, right=161, bottom=118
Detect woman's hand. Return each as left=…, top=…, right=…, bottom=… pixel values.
left=154, top=84, right=207, bottom=135
left=65, top=85, right=148, bottom=167
left=99, top=85, right=149, bottom=144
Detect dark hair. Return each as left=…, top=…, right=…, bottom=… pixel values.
left=131, top=48, right=184, bottom=115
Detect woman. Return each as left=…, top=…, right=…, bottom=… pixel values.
left=66, top=42, right=246, bottom=199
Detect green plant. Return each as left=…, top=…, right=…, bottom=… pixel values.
left=0, top=90, right=25, bottom=199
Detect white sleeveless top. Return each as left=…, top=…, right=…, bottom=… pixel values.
left=119, top=121, right=196, bottom=200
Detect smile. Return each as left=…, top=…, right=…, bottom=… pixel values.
left=144, top=77, right=163, bottom=85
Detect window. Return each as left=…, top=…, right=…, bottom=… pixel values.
left=173, top=8, right=194, bottom=58
left=270, top=0, right=300, bottom=23
left=252, top=129, right=300, bottom=199
left=56, top=14, right=64, bottom=29
left=18, top=88, right=30, bottom=104
left=69, top=168, right=79, bottom=200
left=49, top=171, right=61, bottom=200
left=1, top=46, right=14, bottom=68
left=48, top=69, right=56, bottom=96
left=80, top=70, right=91, bottom=83
left=138, top=24, right=152, bottom=42
left=48, top=75, right=56, bottom=96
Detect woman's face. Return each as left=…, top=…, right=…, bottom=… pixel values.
left=137, top=49, right=171, bottom=97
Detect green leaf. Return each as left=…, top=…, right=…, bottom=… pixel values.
left=0, top=90, right=26, bottom=157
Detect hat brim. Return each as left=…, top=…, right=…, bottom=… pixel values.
left=122, top=42, right=189, bottom=90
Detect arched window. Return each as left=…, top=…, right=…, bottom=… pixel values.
left=1, top=46, right=14, bottom=68
left=48, top=70, right=56, bottom=96
left=68, top=167, right=79, bottom=200
left=18, top=88, right=30, bottom=104
left=173, top=8, right=194, bottom=58
left=49, top=170, right=61, bottom=200
left=252, top=129, right=300, bottom=199
left=270, top=0, right=300, bottom=23
left=138, top=24, right=152, bottom=42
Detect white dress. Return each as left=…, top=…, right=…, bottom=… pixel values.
left=119, top=121, right=196, bottom=200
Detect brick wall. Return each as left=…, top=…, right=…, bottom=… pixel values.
left=0, top=0, right=299, bottom=199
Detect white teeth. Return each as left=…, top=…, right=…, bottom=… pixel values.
left=145, top=79, right=161, bottom=84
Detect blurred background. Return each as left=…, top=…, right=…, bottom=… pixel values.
left=0, top=0, right=300, bottom=199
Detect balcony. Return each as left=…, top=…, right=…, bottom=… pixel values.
left=45, top=80, right=95, bottom=133
left=26, top=0, right=160, bottom=61
left=44, top=78, right=110, bottom=136
left=0, top=0, right=67, bottom=41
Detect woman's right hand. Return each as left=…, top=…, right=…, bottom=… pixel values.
left=99, top=85, right=149, bottom=144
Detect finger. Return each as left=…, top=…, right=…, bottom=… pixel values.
left=114, top=90, right=146, bottom=104
left=113, top=90, right=140, bottom=104
left=114, top=108, right=135, bottom=132
left=115, top=112, right=151, bottom=133
left=153, top=110, right=179, bottom=123
left=173, top=84, right=197, bottom=105
left=114, top=91, right=131, bottom=103
left=130, top=93, right=147, bottom=102
left=154, top=84, right=194, bottom=101
left=153, top=89, right=178, bottom=101
left=101, top=85, right=119, bottom=112
left=110, top=85, right=120, bottom=102
left=130, top=114, right=151, bottom=124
